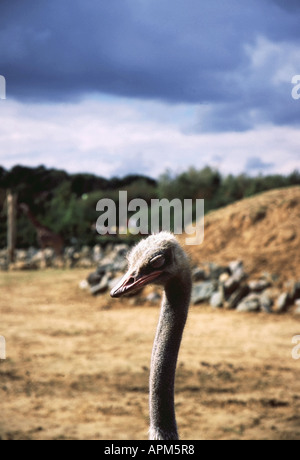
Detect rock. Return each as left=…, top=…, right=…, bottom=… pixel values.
left=0, top=258, right=8, bottom=270
left=77, top=257, right=94, bottom=268
left=72, top=251, right=81, bottom=261
left=79, top=280, right=89, bottom=290
left=44, top=248, right=55, bottom=262
left=223, top=276, right=240, bottom=297
left=15, top=250, right=28, bottom=261
left=290, top=282, right=300, bottom=302
left=295, top=300, right=300, bottom=315
left=81, top=246, right=92, bottom=258
left=261, top=272, right=279, bottom=283
left=87, top=271, right=103, bottom=287
left=192, top=267, right=207, bottom=282
left=248, top=279, right=271, bottom=292
left=219, top=272, right=230, bottom=283
left=208, top=263, right=229, bottom=280
left=27, top=250, right=47, bottom=269
left=92, top=245, right=103, bottom=264
left=104, top=243, right=114, bottom=255
left=236, top=294, right=261, bottom=313
left=229, top=261, right=247, bottom=282
left=226, top=284, right=250, bottom=310
left=276, top=292, right=292, bottom=313
left=98, top=244, right=129, bottom=273
left=27, top=247, right=39, bottom=259
left=90, top=274, right=109, bottom=296
left=113, top=244, right=130, bottom=258
left=0, top=248, right=8, bottom=270
left=260, top=294, right=274, bottom=313
left=9, top=261, right=33, bottom=271
left=145, top=292, right=161, bottom=303
left=229, top=260, right=244, bottom=277
left=64, top=247, right=77, bottom=268
left=30, top=249, right=43, bottom=261
left=223, top=261, right=247, bottom=297
left=210, top=291, right=224, bottom=309
left=192, top=281, right=217, bottom=305
left=96, top=263, right=114, bottom=275
left=113, top=259, right=128, bottom=272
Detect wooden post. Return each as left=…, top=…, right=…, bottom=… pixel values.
left=7, top=190, right=17, bottom=265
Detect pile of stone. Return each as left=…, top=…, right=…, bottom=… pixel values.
left=2, top=243, right=299, bottom=314
left=82, top=248, right=300, bottom=314
left=0, top=244, right=125, bottom=271
left=191, top=261, right=300, bottom=314
left=79, top=244, right=130, bottom=296
left=0, top=249, right=8, bottom=270
left=0, top=247, right=57, bottom=270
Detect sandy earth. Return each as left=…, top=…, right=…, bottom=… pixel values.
left=181, top=186, right=300, bottom=283
left=1, top=269, right=300, bottom=440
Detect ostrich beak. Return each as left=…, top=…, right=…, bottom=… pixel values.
left=110, top=270, right=163, bottom=298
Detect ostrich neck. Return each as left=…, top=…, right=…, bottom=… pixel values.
left=149, top=270, right=192, bottom=440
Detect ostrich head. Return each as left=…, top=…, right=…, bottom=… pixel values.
left=110, top=232, right=190, bottom=298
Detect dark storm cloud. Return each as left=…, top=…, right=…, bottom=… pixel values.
left=272, top=0, right=300, bottom=12
left=0, top=0, right=248, bottom=102
left=1, top=0, right=300, bottom=131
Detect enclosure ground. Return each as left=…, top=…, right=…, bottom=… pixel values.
left=1, top=269, right=300, bottom=440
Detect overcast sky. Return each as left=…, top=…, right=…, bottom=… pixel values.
left=0, top=0, right=300, bottom=178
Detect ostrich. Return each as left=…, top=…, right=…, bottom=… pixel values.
left=110, top=232, right=192, bottom=440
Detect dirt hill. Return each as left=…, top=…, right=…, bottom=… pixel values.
left=182, top=186, right=300, bottom=285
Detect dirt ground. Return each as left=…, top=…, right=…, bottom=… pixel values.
left=181, top=186, right=300, bottom=283
left=1, top=269, right=300, bottom=440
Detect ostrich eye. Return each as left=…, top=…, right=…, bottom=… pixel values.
left=150, top=254, right=165, bottom=269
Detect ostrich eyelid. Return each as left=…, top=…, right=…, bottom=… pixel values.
left=150, top=254, right=165, bottom=269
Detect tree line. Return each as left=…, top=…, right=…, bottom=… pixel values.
left=0, top=164, right=299, bottom=248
